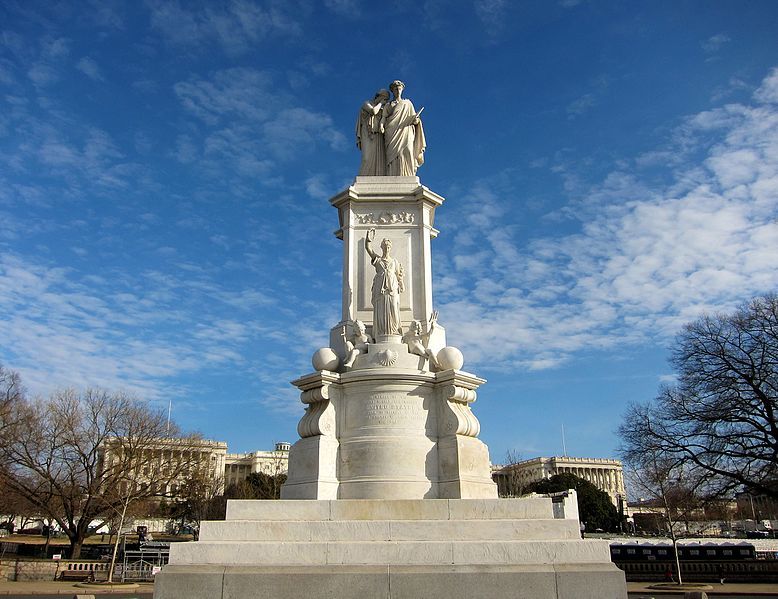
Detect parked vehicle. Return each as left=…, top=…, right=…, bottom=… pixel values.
left=610, top=541, right=756, bottom=562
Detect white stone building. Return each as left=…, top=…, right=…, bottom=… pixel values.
left=493, top=456, right=627, bottom=508
left=224, top=442, right=290, bottom=488
left=98, top=437, right=228, bottom=496
left=99, top=438, right=291, bottom=497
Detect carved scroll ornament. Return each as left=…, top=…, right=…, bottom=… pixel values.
left=442, top=384, right=480, bottom=438
left=297, top=381, right=336, bottom=439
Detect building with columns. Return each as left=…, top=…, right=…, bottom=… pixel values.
left=224, top=442, right=291, bottom=488
left=98, top=437, right=228, bottom=497
left=99, top=439, right=291, bottom=498
left=493, top=456, right=627, bottom=509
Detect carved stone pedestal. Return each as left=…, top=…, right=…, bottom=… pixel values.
left=281, top=176, right=497, bottom=500
left=282, top=363, right=495, bottom=500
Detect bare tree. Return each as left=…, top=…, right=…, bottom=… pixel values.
left=0, top=365, right=31, bottom=532
left=0, top=363, right=24, bottom=443
left=619, top=295, right=778, bottom=499
left=0, top=388, right=201, bottom=558
left=622, top=451, right=718, bottom=586
left=492, top=450, right=527, bottom=498
left=167, top=472, right=226, bottom=539
left=0, top=482, right=38, bottom=532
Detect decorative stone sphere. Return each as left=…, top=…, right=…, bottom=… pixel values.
left=436, top=346, right=464, bottom=371
left=312, top=348, right=339, bottom=372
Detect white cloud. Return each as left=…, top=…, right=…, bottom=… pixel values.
left=566, top=77, right=607, bottom=119
left=324, top=0, right=361, bottom=18
left=701, top=33, right=731, bottom=54
left=754, top=67, right=778, bottom=104
left=0, top=252, right=303, bottom=410
left=27, top=63, right=59, bottom=86
left=146, top=0, right=303, bottom=54
left=174, top=68, right=277, bottom=125
left=76, top=56, right=103, bottom=81
left=85, top=0, right=125, bottom=29
left=41, top=36, right=70, bottom=59
left=305, top=174, right=330, bottom=200
left=437, top=68, right=778, bottom=373
left=33, top=127, right=133, bottom=189
left=566, top=93, right=596, bottom=118
left=173, top=68, right=346, bottom=176
left=474, top=0, right=507, bottom=34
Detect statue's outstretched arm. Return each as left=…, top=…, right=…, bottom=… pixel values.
left=365, top=228, right=378, bottom=261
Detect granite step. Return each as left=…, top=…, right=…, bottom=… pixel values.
left=225, top=497, right=558, bottom=522
left=199, top=518, right=580, bottom=542
left=169, top=538, right=611, bottom=567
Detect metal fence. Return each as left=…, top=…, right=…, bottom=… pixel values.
left=121, top=546, right=169, bottom=582
left=615, top=559, right=778, bottom=582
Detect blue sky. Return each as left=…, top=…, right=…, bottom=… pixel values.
left=2, top=1, right=777, bottom=468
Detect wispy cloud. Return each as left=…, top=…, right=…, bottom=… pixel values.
left=324, top=0, right=361, bottom=18
left=437, top=68, right=778, bottom=372
left=85, top=0, right=126, bottom=29
left=0, top=251, right=321, bottom=412
left=566, top=93, right=596, bottom=118
left=173, top=67, right=346, bottom=177
left=474, top=0, right=508, bottom=37
left=76, top=56, right=103, bottom=81
left=146, top=0, right=304, bottom=55
left=702, top=33, right=731, bottom=54
left=566, top=75, right=608, bottom=119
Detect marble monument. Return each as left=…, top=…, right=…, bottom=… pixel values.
left=154, top=81, right=627, bottom=599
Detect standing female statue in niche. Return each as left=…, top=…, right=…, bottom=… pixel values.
left=365, top=228, right=404, bottom=337
left=356, top=89, right=390, bottom=176
left=381, top=80, right=425, bottom=176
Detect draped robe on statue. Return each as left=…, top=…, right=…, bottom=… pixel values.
left=383, top=99, right=426, bottom=176
left=370, top=255, right=402, bottom=337
left=355, top=100, right=386, bottom=176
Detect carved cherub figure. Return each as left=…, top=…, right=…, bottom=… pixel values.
left=341, top=320, right=372, bottom=368
left=403, top=310, right=440, bottom=370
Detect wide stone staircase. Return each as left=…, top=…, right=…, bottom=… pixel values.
left=154, top=495, right=627, bottom=598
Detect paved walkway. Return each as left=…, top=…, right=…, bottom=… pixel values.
left=0, top=579, right=776, bottom=597
left=628, top=581, right=778, bottom=595
left=0, top=581, right=154, bottom=595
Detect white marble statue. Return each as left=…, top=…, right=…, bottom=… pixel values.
left=341, top=320, right=372, bottom=368
left=356, top=89, right=390, bottom=176
left=403, top=310, right=440, bottom=369
left=381, top=80, right=425, bottom=176
left=365, top=228, right=404, bottom=337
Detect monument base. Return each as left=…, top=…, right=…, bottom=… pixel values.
left=156, top=563, right=626, bottom=599
left=282, top=367, right=497, bottom=500
left=153, top=496, right=627, bottom=599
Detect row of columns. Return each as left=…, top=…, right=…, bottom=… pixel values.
left=555, top=464, right=625, bottom=497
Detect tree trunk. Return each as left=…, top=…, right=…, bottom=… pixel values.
left=672, top=538, right=683, bottom=585
left=69, top=537, right=83, bottom=559
left=107, top=498, right=129, bottom=583
left=43, top=521, right=51, bottom=557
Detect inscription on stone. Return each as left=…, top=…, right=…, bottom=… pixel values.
left=364, top=393, right=419, bottom=426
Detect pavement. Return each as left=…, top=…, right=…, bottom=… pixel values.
left=0, top=581, right=154, bottom=595
left=628, top=581, right=778, bottom=595
left=0, top=579, right=777, bottom=597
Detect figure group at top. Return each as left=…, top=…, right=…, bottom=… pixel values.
left=356, top=80, right=426, bottom=177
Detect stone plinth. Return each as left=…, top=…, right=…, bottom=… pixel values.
left=329, top=176, right=446, bottom=353
left=282, top=177, right=498, bottom=501
left=153, top=495, right=628, bottom=599
left=281, top=365, right=496, bottom=500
